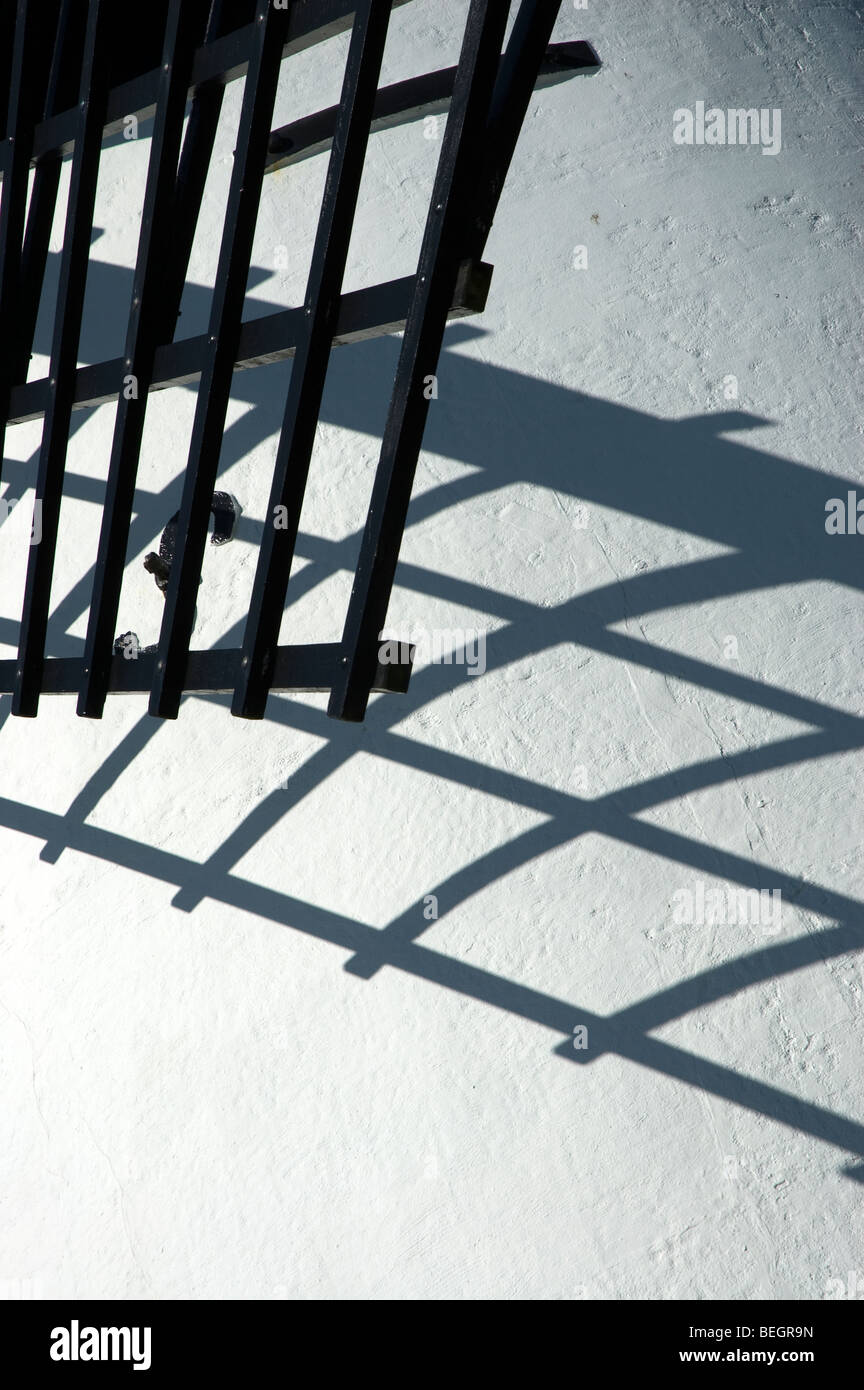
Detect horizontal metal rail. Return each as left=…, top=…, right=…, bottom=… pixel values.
left=266, top=41, right=601, bottom=171
left=0, top=643, right=413, bottom=696
left=7, top=260, right=492, bottom=424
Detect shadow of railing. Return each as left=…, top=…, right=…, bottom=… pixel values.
left=2, top=256, right=862, bottom=1183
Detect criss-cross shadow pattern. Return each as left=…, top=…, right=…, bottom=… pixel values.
left=2, top=252, right=863, bottom=1185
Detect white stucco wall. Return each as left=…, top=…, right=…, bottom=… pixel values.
left=1, top=0, right=862, bottom=1299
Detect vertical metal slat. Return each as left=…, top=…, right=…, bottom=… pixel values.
left=0, top=0, right=49, bottom=485
left=465, top=0, right=565, bottom=262
left=155, top=0, right=234, bottom=345
left=14, top=0, right=83, bottom=387
left=232, top=0, right=394, bottom=719
left=148, top=0, right=293, bottom=719
left=12, top=0, right=112, bottom=717
left=327, top=0, right=510, bottom=722
left=77, top=0, right=211, bottom=719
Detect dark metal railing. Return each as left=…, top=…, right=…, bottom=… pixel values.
left=0, top=0, right=599, bottom=722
